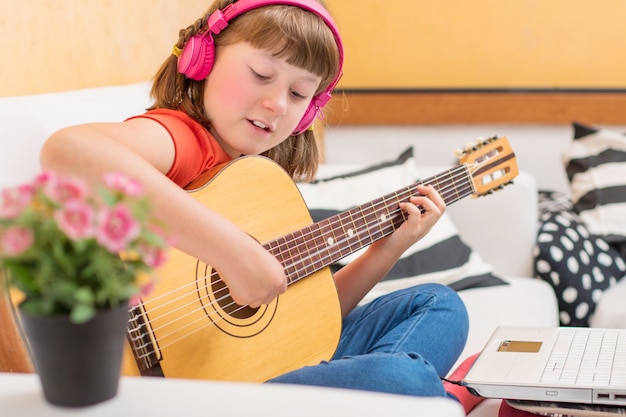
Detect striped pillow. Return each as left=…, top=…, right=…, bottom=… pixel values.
left=297, top=148, right=504, bottom=302
left=564, top=123, right=626, bottom=244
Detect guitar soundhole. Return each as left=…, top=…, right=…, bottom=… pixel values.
left=196, top=261, right=277, bottom=338
left=210, top=272, right=258, bottom=320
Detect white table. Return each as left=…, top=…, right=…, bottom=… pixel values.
left=0, top=372, right=464, bottom=416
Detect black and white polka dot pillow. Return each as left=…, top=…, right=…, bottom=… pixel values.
left=534, top=208, right=626, bottom=326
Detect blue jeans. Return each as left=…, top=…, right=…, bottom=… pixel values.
left=268, top=283, right=469, bottom=398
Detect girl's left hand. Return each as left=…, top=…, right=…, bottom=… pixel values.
left=332, top=184, right=446, bottom=315
left=379, top=184, right=446, bottom=257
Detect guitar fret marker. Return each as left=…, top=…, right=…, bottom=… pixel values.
left=347, top=228, right=354, bottom=237
left=380, top=214, right=387, bottom=223
left=326, top=237, right=335, bottom=247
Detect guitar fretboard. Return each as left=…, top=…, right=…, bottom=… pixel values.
left=264, top=165, right=474, bottom=285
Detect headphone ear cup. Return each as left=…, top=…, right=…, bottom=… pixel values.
left=292, top=100, right=319, bottom=136
left=177, top=34, right=216, bottom=81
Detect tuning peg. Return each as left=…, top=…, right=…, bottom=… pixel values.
left=458, top=134, right=502, bottom=158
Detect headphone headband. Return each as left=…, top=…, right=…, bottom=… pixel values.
left=177, top=0, right=344, bottom=135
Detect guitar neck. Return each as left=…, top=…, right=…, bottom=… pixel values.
left=263, top=164, right=474, bottom=285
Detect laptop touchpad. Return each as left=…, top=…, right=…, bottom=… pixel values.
left=497, top=340, right=543, bottom=353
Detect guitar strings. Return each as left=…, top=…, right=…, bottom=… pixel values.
left=128, top=163, right=480, bottom=356
left=133, top=162, right=472, bottom=317
left=134, top=163, right=473, bottom=319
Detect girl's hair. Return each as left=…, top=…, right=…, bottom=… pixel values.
left=150, top=0, right=341, bottom=181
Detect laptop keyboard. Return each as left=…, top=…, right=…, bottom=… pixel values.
left=541, top=328, right=626, bottom=386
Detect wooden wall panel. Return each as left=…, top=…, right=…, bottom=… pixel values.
left=326, top=91, right=626, bottom=125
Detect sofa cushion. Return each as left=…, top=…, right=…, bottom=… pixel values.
left=0, top=82, right=152, bottom=189
left=534, top=191, right=626, bottom=326
left=564, top=122, right=626, bottom=245
left=297, top=148, right=505, bottom=304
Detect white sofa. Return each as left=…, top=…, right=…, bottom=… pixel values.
left=0, top=83, right=559, bottom=417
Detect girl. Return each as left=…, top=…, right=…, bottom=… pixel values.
left=40, top=0, right=474, bottom=406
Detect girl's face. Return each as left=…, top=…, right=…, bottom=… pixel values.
left=203, top=42, right=322, bottom=158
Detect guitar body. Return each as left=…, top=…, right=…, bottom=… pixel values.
left=121, top=156, right=342, bottom=382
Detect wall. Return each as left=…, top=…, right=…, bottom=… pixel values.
left=324, top=1, right=626, bottom=125
left=325, top=124, right=573, bottom=193
left=319, top=1, right=626, bottom=187
left=0, top=0, right=207, bottom=96
left=5, top=1, right=626, bottom=97
left=329, top=0, right=626, bottom=89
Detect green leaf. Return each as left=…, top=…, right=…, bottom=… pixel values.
left=19, top=299, right=44, bottom=316
left=4, top=263, right=35, bottom=290
left=50, top=280, right=78, bottom=304
left=97, top=186, right=117, bottom=207
left=70, top=303, right=95, bottom=324
left=74, top=287, right=94, bottom=304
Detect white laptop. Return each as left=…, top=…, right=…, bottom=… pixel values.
left=462, top=326, right=626, bottom=406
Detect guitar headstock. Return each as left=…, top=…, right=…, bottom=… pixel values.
left=457, top=136, right=519, bottom=197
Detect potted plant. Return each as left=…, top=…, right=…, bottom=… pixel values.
left=0, top=170, right=169, bottom=407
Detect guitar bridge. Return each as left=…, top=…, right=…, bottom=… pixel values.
left=127, top=302, right=164, bottom=376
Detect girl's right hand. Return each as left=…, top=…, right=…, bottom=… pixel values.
left=215, top=233, right=287, bottom=308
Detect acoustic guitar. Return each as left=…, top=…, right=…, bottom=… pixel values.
left=3, top=136, right=517, bottom=381
left=119, top=135, right=517, bottom=381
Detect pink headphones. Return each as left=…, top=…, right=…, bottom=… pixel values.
left=177, top=0, right=344, bottom=135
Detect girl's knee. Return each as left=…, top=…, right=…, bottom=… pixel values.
left=419, top=283, right=470, bottom=350
left=422, top=283, right=469, bottom=320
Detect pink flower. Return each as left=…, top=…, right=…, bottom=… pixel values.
left=0, top=185, right=35, bottom=219
left=96, top=203, right=141, bottom=252
left=55, top=199, right=96, bottom=240
left=138, top=225, right=171, bottom=268
left=42, top=173, right=89, bottom=205
left=0, top=226, right=34, bottom=256
left=129, top=294, right=142, bottom=306
left=139, top=244, right=168, bottom=268
left=34, top=171, right=56, bottom=187
left=104, top=172, right=144, bottom=197
left=129, top=282, right=155, bottom=306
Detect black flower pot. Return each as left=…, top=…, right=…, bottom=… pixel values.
left=19, top=302, right=129, bottom=407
